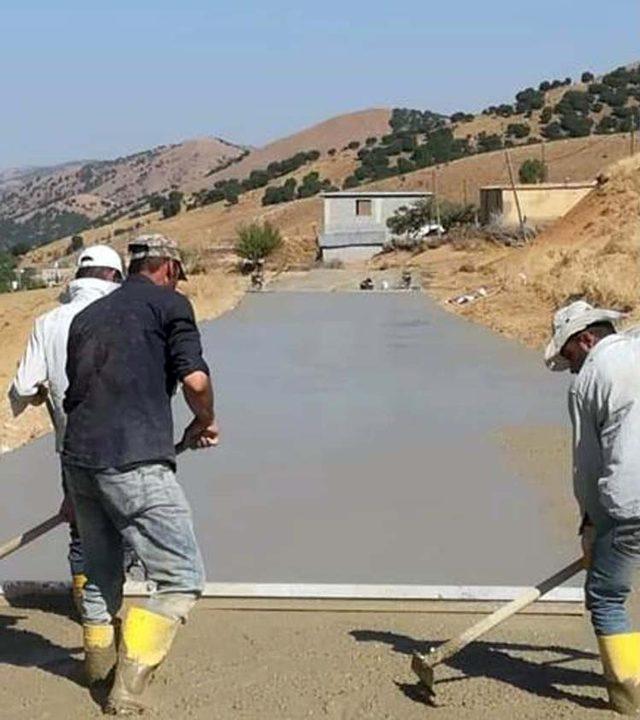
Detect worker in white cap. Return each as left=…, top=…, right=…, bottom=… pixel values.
left=10, top=244, right=124, bottom=612
left=545, top=299, right=640, bottom=714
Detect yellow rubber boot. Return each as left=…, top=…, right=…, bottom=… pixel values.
left=72, top=573, right=87, bottom=617
left=105, top=606, right=179, bottom=716
left=598, top=633, right=640, bottom=714
left=83, top=623, right=116, bottom=686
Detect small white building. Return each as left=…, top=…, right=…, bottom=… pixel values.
left=319, top=191, right=431, bottom=263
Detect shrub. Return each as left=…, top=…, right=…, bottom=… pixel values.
left=386, top=198, right=476, bottom=236
left=542, top=121, right=563, bottom=140
left=0, top=250, right=17, bottom=293
left=343, top=176, right=360, bottom=189
left=596, top=115, right=619, bottom=134
left=560, top=112, right=593, bottom=137
left=346, top=140, right=360, bottom=150
left=518, top=158, right=548, bottom=184
left=162, top=190, right=183, bottom=218
left=476, top=132, right=503, bottom=152
left=328, top=148, right=336, bottom=156
left=70, top=234, right=85, bottom=252
left=235, top=221, right=282, bottom=262
left=540, top=106, right=553, bottom=124
left=365, top=136, right=377, bottom=146
left=515, top=88, right=545, bottom=113
left=581, top=71, right=594, bottom=83
left=506, top=123, right=531, bottom=139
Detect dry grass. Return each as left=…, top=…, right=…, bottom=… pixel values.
left=375, top=153, right=640, bottom=350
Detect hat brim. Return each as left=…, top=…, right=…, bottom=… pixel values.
left=544, top=308, right=625, bottom=371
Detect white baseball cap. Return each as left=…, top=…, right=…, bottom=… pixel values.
left=544, top=300, right=624, bottom=371
left=77, top=245, right=124, bottom=276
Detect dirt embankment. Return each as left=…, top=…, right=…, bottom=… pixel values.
left=0, top=271, right=245, bottom=454
left=376, top=154, right=640, bottom=350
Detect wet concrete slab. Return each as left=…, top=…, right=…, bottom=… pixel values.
left=0, top=292, right=577, bottom=586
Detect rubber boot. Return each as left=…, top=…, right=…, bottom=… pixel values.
left=72, top=573, right=87, bottom=617
left=83, top=623, right=117, bottom=686
left=105, top=606, right=179, bottom=716
left=598, top=632, right=640, bottom=715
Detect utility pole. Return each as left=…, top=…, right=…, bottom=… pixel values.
left=631, top=115, right=636, bottom=156
left=541, top=141, right=546, bottom=170
left=505, top=150, right=526, bottom=244
left=432, top=169, right=442, bottom=236
left=462, top=178, right=468, bottom=206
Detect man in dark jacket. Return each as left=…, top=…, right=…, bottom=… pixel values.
left=63, top=234, right=218, bottom=715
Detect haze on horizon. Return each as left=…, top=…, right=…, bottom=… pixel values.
left=1, top=0, right=638, bottom=169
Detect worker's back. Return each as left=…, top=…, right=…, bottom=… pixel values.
left=63, top=274, right=208, bottom=470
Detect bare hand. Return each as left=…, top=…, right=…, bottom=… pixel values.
left=180, top=419, right=220, bottom=451
left=30, top=385, right=49, bottom=406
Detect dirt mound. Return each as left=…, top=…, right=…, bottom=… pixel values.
left=403, top=153, right=640, bottom=349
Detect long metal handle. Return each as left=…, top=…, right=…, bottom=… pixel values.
left=419, top=558, right=584, bottom=669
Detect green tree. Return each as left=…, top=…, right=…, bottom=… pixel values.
left=162, top=191, right=183, bottom=218
left=235, top=221, right=282, bottom=263
left=386, top=198, right=476, bottom=236
left=0, top=251, right=17, bottom=293
left=518, top=158, right=548, bottom=184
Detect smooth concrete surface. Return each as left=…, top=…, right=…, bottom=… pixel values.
left=0, top=292, right=575, bottom=586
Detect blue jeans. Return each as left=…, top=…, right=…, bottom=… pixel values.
left=586, top=518, right=640, bottom=635
left=61, top=463, right=84, bottom=576
left=63, top=462, right=205, bottom=624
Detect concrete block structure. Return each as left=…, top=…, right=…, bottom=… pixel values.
left=319, top=191, right=431, bottom=263
left=480, top=181, right=596, bottom=227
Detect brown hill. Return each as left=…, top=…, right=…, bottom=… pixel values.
left=195, top=108, right=391, bottom=188
left=26, top=133, right=635, bottom=276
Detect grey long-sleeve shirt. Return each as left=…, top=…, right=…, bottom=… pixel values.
left=569, top=333, right=640, bottom=527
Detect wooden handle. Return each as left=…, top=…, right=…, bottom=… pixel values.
left=0, top=513, right=65, bottom=561
left=421, top=558, right=584, bottom=669
left=0, top=442, right=191, bottom=564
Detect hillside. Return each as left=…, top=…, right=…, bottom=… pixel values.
left=0, top=137, right=247, bottom=251
left=3, top=63, right=639, bottom=256
left=203, top=108, right=391, bottom=186
left=380, top=153, right=640, bottom=351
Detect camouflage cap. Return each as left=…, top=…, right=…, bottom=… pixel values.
left=128, top=234, right=186, bottom=280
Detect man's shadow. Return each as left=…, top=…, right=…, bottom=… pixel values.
left=350, top=629, right=608, bottom=710
left=0, top=612, right=83, bottom=686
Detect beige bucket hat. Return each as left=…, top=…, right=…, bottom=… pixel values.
left=544, top=300, right=624, bottom=371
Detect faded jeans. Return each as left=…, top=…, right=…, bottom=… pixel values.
left=63, top=462, right=205, bottom=624
left=586, top=517, right=640, bottom=635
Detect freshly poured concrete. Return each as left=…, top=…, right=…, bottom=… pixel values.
left=0, top=292, right=575, bottom=586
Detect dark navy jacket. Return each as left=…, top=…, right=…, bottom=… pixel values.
left=63, top=275, right=209, bottom=469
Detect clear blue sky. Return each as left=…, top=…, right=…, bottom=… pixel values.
left=1, top=0, right=638, bottom=167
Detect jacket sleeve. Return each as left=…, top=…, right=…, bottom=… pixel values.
left=12, top=320, right=48, bottom=397
left=568, top=387, right=599, bottom=519
left=165, top=294, right=210, bottom=381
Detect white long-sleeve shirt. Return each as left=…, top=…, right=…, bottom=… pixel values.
left=569, top=333, right=640, bottom=527
left=10, top=278, right=119, bottom=452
